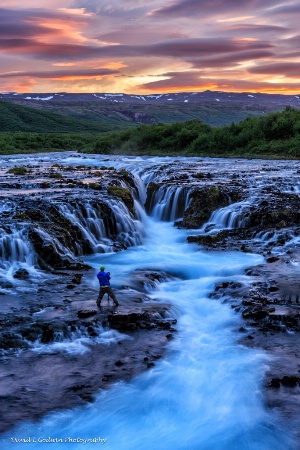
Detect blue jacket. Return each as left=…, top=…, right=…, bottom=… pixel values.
left=97, top=270, right=111, bottom=286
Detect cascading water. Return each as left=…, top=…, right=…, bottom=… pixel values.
left=55, top=194, right=143, bottom=252
left=1, top=218, right=295, bottom=449
left=56, top=202, right=110, bottom=253
left=1, top=153, right=298, bottom=449
left=148, top=185, right=193, bottom=221
left=203, top=201, right=251, bottom=233
left=0, top=225, right=43, bottom=292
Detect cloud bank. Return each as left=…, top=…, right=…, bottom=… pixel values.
left=0, top=1, right=299, bottom=93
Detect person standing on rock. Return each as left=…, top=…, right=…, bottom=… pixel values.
left=96, top=266, right=119, bottom=307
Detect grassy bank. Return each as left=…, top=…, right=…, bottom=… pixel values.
left=81, top=106, right=300, bottom=158
left=1, top=107, right=300, bottom=158
left=0, top=132, right=97, bottom=154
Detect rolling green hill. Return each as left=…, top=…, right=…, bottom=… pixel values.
left=0, top=100, right=126, bottom=133
left=6, top=98, right=285, bottom=128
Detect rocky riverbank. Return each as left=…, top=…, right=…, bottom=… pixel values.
left=0, top=157, right=179, bottom=433
left=1, top=153, right=300, bottom=438
left=0, top=267, right=178, bottom=433
left=164, top=160, right=300, bottom=437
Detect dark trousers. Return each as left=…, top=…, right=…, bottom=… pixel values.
left=97, top=286, right=118, bottom=305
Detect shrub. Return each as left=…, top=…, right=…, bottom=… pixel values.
left=7, top=166, right=28, bottom=175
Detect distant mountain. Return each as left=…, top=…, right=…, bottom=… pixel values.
left=1, top=90, right=300, bottom=128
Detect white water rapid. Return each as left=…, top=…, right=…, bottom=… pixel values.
left=1, top=217, right=295, bottom=449
left=1, top=153, right=298, bottom=449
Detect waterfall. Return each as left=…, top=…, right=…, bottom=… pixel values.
left=56, top=202, right=113, bottom=254
left=0, top=226, right=34, bottom=265
left=33, top=227, right=76, bottom=260
left=204, top=201, right=251, bottom=232
left=254, top=229, right=300, bottom=254
left=147, top=186, right=193, bottom=221
left=0, top=225, right=43, bottom=292
left=56, top=197, right=144, bottom=253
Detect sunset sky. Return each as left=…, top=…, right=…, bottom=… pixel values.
left=1, top=0, right=300, bottom=94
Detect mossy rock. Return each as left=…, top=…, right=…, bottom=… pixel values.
left=48, top=172, right=63, bottom=179
left=7, top=166, right=28, bottom=175
left=147, top=182, right=160, bottom=196
left=88, top=182, right=102, bottom=190
left=108, top=185, right=134, bottom=213
left=187, top=230, right=230, bottom=246
left=181, top=186, right=231, bottom=228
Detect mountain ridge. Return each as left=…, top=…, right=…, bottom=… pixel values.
left=1, top=90, right=300, bottom=129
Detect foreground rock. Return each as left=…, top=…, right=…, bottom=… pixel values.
left=1, top=153, right=300, bottom=438
left=0, top=268, right=177, bottom=434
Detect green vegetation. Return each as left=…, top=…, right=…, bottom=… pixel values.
left=48, top=172, right=63, bottom=178
left=0, top=132, right=96, bottom=154
left=1, top=106, right=300, bottom=158
left=0, top=100, right=121, bottom=133
left=107, top=186, right=134, bottom=212
left=7, top=165, right=28, bottom=175
left=82, top=107, right=300, bottom=158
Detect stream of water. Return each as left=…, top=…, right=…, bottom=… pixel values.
left=0, top=153, right=298, bottom=449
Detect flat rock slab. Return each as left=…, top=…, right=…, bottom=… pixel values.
left=0, top=269, right=177, bottom=434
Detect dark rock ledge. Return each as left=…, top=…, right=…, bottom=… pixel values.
left=208, top=254, right=300, bottom=438
left=0, top=269, right=177, bottom=434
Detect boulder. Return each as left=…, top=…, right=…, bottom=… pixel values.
left=13, top=268, right=30, bottom=279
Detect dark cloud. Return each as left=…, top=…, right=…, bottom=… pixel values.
left=190, top=50, right=274, bottom=68
left=0, top=37, right=273, bottom=61
left=0, top=23, right=57, bottom=39
left=146, top=38, right=273, bottom=57
left=140, top=71, right=205, bottom=90
left=141, top=70, right=300, bottom=92
left=0, top=7, right=85, bottom=22
left=151, top=0, right=280, bottom=17
left=0, top=68, right=118, bottom=78
left=222, top=24, right=289, bottom=36
left=0, top=8, right=92, bottom=39
left=266, top=3, right=300, bottom=16
left=94, top=26, right=189, bottom=45
left=248, top=62, right=300, bottom=77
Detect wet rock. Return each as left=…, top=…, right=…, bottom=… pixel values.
left=269, top=376, right=300, bottom=387
left=21, top=324, right=43, bottom=342
left=180, top=186, right=241, bottom=229
left=0, top=333, right=29, bottom=350
left=187, top=230, right=230, bottom=246
left=281, top=376, right=300, bottom=387
left=0, top=280, right=13, bottom=289
left=13, top=268, right=30, bottom=279
left=107, top=186, right=134, bottom=214
left=269, top=378, right=281, bottom=388
left=266, top=256, right=280, bottom=263
left=242, top=309, right=269, bottom=320
left=115, top=360, right=125, bottom=366
left=77, top=310, right=97, bottom=319
left=71, top=274, right=83, bottom=284
left=145, top=182, right=160, bottom=212
left=41, top=324, right=54, bottom=343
